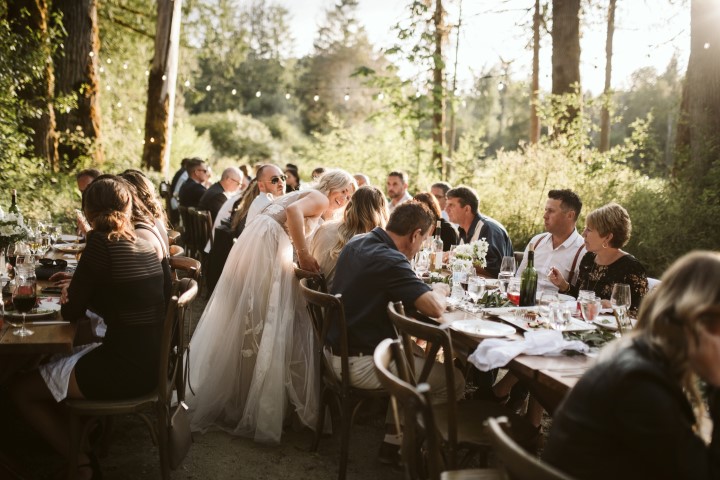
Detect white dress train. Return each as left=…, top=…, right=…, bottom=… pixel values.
left=186, top=191, right=319, bottom=443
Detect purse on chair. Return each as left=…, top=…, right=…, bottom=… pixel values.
left=168, top=401, right=192, bottom=470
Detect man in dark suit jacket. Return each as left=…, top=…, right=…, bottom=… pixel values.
left=198, top=167, right=243, bottom=222
left=178, top=158, right=209, bottom=208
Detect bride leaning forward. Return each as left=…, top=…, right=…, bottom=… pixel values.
left=187, top=169, right=357, bottom=443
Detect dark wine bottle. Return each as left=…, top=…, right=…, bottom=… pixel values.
left=520, top=245, right=538, bottom=306
left=9, top=189, right=20, bottom=216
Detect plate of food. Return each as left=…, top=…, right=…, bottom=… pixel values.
left=450, top=319, right=516, bottom=339
left=54, top=243, right=85, bottom=254
left=496, top=308, right=596, bottom=332
left=3, top=296, right=61, bottom=319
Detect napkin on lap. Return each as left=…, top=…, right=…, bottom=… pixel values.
left=468, top=330, right=589, bottom=371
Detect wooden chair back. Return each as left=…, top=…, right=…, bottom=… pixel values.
left=485, top=417, right=575, bottom=480
left=294, top=266, right=328, bottom=293
left=169, top=256, right=201, bottom=283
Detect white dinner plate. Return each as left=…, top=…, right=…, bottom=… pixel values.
left=54, top=243, right=85, bottom=254
left=593, top=315, right=619, bottom=330
left=59, top=234, right=82, bottom=243
left=450, top=319, right=516, bottom=339
left=496, top=309, right=596, bottom=332
left=3, top=296, right=61, bottom=319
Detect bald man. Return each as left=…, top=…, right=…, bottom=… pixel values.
left=198, top=166, right=243, bottom=222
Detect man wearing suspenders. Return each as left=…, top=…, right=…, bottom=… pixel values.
left=516, top=189, right=586, bottom=293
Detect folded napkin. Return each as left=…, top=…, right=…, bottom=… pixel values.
left=468, top=330, right=590, bottom=371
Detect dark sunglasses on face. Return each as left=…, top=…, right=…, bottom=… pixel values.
left=268, top=175, right=287, bottom=185
left=39, top=258, right=68, bottom=268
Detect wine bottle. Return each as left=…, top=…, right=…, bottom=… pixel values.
left=432, top=220, right=443, bottom=271
left=9, top=189, right=20, bottom=216
left=519, top=245, right=538, bottom=306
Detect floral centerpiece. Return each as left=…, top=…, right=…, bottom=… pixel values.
left=452, top=238, right=490, bottom=270
left=0, top=211, right=30, bottom=251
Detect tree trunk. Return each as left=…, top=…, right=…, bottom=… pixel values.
left=529, top=0, right=541, bottom=144
left=551, top=0, right=581, bottom=130
left=52, top=0, right=103, bottom=166
left=7, top=0, right=58, bottom=169
left=142, top=0, right=183, bottom=175
left=446, top=0, right=462, bottom=169
left=599, top=0, right=616, bottom=152
left=676, top=0, right=720, bottom=183
left=431, top=0, right=446, bottom=179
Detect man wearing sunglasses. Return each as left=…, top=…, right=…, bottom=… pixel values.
left=178, top=158, right=209, bottom=209
left=246, top=164, right=286, bottom=224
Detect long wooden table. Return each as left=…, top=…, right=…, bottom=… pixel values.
left=445, top=308, right=594, bottom=414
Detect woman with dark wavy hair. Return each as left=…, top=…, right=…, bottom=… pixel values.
left=544, top=251, right=720, bottom=479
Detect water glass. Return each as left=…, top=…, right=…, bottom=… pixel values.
left=549, top=303, right=572, bottom=330
left=498, top=256, right=516, bottom=293
left=538, top=290, right=560, bottom=317
left=580, top=295, right=601, bottom=322
left=414, top=250, right=430, bottom=277
left=611, top=283, right=632, bottom=331
left=467, top=276, right=485, bottom=303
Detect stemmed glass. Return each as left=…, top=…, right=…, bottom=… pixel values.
left=465, top=275, right=485, bottom=313
left=498, top=256, right=516, bottom=293
left=538, top=290, right=560, bottom=318
left=611, top=283, right=632, bottom=332
left=414, top=250, right=430, bottom=277
left=12, top=265, right=37, bottom=337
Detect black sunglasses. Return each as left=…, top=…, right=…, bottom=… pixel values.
left=39, top=258, right=68, bottom=268
left=268, top=175, right=287, bottom=185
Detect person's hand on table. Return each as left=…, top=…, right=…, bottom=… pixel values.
left=60, top=283, right=70, bottom=304
left=49, top=271, right=73, bottom=282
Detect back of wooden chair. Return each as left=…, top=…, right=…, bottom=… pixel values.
left=169, top=244, right=185, bottom=257
left=294, top=266, right=328, bottom=293
left=485, top=417, right=574, bottom=480
left=167, top=229, right=181, bottom=246
left=169, top=256, right=202, bottom=284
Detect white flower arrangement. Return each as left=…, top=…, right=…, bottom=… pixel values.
left=0, top=211, right=30, bottom=249
left=452, top=238, right=490, bottom=269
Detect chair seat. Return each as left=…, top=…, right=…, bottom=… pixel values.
left=65, top=393, right=158, bottom=416
left=441, top=468, right=504, bottom=480
left=433, top=399, right=539, bottom=452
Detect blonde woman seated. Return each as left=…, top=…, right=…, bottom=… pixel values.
left=310, top=186, right=389, bottom=289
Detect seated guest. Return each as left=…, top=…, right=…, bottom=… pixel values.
left=386, top=170, right=412, bottom=212
left=548, top=202, right=648, bottom=314
left=10, top=176, right=170, bottom=480
left=331, top=202, right=462, bottom=463
left=311, top=167, right=326, bottom=181
left=310, top=185, right=389, bottom=289
left=430, top=181, right=452, bottom=223
left=413, top=192, right=458, bottom=251
left=198, top=166, right=243, bottom=222
left=353, top=173, right=370, bottom=187
left=543, top=251, right=720, bottom=479
left=445, top=186, right=513, bottom=277
left=76, top=168, right=101, bottom=194
left=121, top=169, right=171, bottom=251
left=178, top=158, right=209, bottom=208
left=285, top=167, right=300, bottom=193
left=516, top=189, right=586, bottom=293
left=122, top=176, right=170, bottom=262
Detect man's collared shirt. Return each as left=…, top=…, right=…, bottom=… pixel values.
left=388, top=191, right=413, bottom=212
left=516, top=229, right=587, bottom=292
left=458, top=213, right=513, bottom=278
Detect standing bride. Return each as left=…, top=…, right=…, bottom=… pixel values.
left=187, top=169, right=357, bottom=443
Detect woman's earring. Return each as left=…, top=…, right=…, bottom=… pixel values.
left=602, top=242, right=608, bottom=248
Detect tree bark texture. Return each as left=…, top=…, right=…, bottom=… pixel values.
left=52, top=0, right=103, bottom=166
left=529, top=0, right=541, bottom=144
left=676, top=0, right=720, bottom=182
left=142, top=0, right=183, bottom=174
left=432, top=0, right=447, bottom=179
left=551, top=0, right=581, bottom=131
left=8, top=0, right=59, bottom=169
left=599, top=0, right=616, bottom=152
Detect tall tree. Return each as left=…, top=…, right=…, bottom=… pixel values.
left=529, top=0, right=542, bottom=144
left=51, top=0, right=103, bottom=166
left=431, top=0, right=448, bottom=179
left=7, top=0, right=58, bottom=169
left=676, top=0, right=720, bottom=183
left=142, top=0, right=183, bottom=174
left=551, top=0, right=581, bottom=129
left=599, top=0, right=616, bottom=152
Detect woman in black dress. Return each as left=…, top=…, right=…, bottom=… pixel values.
left=10, top=176, right=169, bottom=479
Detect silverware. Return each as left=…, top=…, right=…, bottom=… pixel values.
left=4, top=320, right=69, bottom=327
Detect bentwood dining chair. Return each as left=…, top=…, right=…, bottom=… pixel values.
left=485, top=417, right=575, bottom=480
left=298, top=277, right=388, bottom=480
left=387, top=302, right=539, bottom=470
left=185, top=208, right=213, bottom=263
left=64, top=279, right=199, bottom=480
left=373, top=339, right=502, bottom=480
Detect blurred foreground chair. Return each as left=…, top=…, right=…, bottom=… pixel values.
left=298, top=277, right=387, bottom=480
left=485, top=417, right=574, bottom=480
left=65, top=279, right=199, bottom=480
left=387, top=302, right=538, bottom=469
left=184, top=208, right=212, bottom=263
left=169, top=244, right=185, bottom=257
left=373, top=339, right=502, bottom=480
left=167, top=229, right=181, bottom=246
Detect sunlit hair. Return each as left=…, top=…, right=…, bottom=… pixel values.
left=313, top=169, right=357, bottom=197
left=446, top=185, right=479, bottom=214
left=413, top=192, right=442, bottom=221
left=586, top=202, right=631, bottom=248
left=632, top=251, right=720, bottom=425
left=121, top=169, right=167, bottom=227
left=331, top=186, right=389, bottom=256
left=230, top=179, right=260, bottom=231
left=386, top=201, right=434, bottom=236
left=82, top=176, right=136, bottom=242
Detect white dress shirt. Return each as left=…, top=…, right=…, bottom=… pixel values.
left=516, top=229, right=586, bottom=294
left=388, top=191, right=413, bottom=212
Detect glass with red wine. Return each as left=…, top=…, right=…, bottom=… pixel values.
left=12, top=264, right=37, bottom=336
left=506, top=278, right=521, bottom=306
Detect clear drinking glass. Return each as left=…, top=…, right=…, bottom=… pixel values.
left=498, top=256, right=516, bottom=293
left=580, top=295, right=601, bottom=322
left=538, top=290, right=560, bottom=318
left=414, top=250, right=430, bottom=277
left=611, top=283, right=632, bottom=331
left=12, top=265, right=37, bottom=337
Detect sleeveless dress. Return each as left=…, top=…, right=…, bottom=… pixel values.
left=187, top=191, right=320, bottom=443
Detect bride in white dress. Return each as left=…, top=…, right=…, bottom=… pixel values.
left=187, top=169, right=357, bottom=443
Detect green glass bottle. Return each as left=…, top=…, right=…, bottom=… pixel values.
left=520, top=245, right=538, bottom=306
left=8, top=189, right=20, bottom=216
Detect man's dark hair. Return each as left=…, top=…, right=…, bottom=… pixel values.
left=388, top=170, right=408, bottom=184
left=386, top=202, right=434, bottom=236
left=76, top=168, right=102, bottom=181
left=431, top=181, right=451, bottom=195
left=286, top=163, right=298, bottom=171
left=548, top=189, right=582, bottom=219
left=446, top=186, right=479, bottom=215
left=186, top=158, right=206, bottom=174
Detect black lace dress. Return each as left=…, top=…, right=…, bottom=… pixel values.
left=567, top=252, right=648, bottom=314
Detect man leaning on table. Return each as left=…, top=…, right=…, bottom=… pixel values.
left=330, top=201, right=463, bottom=466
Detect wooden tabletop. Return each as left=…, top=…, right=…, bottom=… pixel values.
left=0, top=321, right=77, bottom=355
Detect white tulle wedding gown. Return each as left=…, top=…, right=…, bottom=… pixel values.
left=186, top=191, right=319, bottom=443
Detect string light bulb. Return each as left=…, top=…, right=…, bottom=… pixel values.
left=313, top=94, right=320, bottom=102
left=231, top=89, right=237, bottom=95
left=344, top=93, right=350, bottom=101
left=378, top=92, right=385, bottom=100
left=145, top=70, right=149, bottom=76
left=123, top=63, right=128, bottom=70
left=206, top=85, right=212, bottom=91
left=89, top=52, right=94, bottom=57
left=162, top=74, right=167, bottom=81
left=255, top=91, right=262, bottom=97
left=184, top=80, right=190, bottom=87
left=704, top=42, right=710, bottom=49
left=106, top=58, right=112, bottom=64
left=285, top=93, right=291, bottom=100
left=99, top=66, right=105, bottom=73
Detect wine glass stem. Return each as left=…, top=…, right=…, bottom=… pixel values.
left=22, top=313, right=26, bottom=332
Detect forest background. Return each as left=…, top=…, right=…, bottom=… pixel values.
left=1, top=0, right=719, bottom=277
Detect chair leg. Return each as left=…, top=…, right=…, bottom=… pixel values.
left=67, top=413, right=81, bottom=480
left=157, top=408, right=171, bottom=480
left=338, top=398, right=352, bottom=480
left=311, top=392, right=328, bottom=452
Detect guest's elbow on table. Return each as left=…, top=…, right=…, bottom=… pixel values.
left=414, top=287, right=448, bottom=319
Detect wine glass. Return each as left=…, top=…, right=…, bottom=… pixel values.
left=611, top=283, right=632, bottom=332
left=12, top=265, right=37, bottom=336
left=498, top=256, right=516, bottom=293
left=507, top=278, right=521, bottom=306
left=538, top=290, right=560, bottom=318
left=414, top=250, right=430, bottom=277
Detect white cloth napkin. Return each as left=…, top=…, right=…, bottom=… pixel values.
left=468, top=330, right=590, bottom=371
